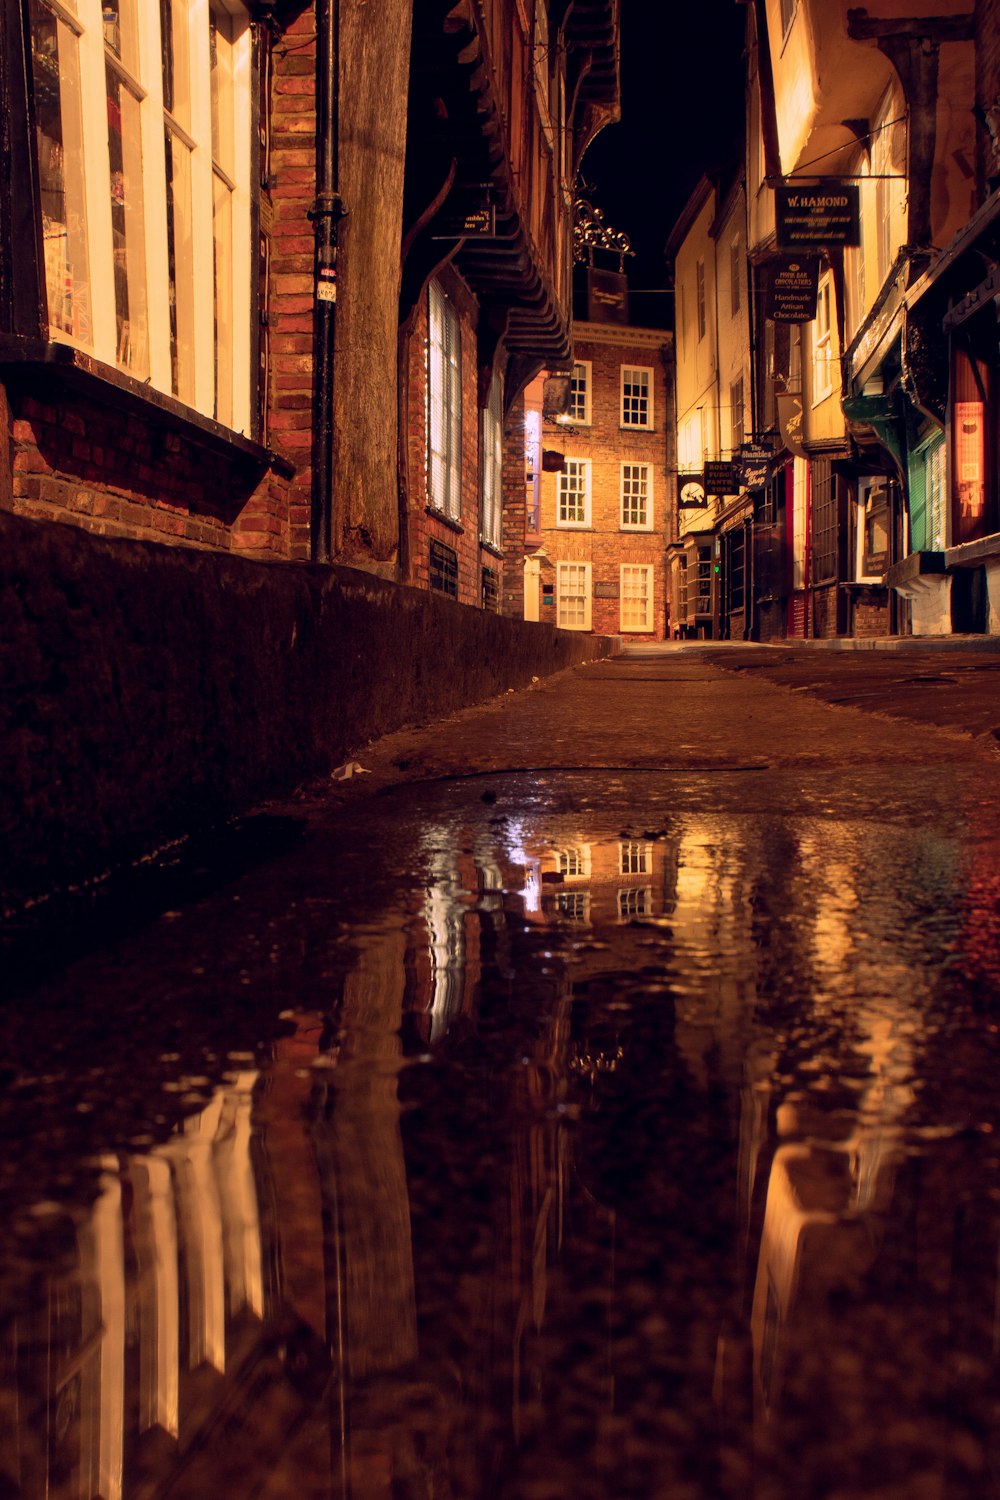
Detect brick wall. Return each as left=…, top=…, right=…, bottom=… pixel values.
left=6, top=386, right=290, bottom=554
left=403, top=273, right=502, bottom=611
left=535, top=327, right=670, bottom=640
left=267, top=5, right=318, bottom=560
left=852, top=587, right=892, bottom=638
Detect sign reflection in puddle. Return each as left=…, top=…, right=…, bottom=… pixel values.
left=2, top=804, right=999, bottom=1499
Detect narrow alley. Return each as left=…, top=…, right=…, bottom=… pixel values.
left=3, top=644, right=1000, bottom=1500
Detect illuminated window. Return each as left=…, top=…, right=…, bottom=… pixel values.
left=28, top=0, right=253, bottom=429
left=569, top=360, right=591, bottom=424
left=481, top=371, right=503, bottom=548
left=812, top=272, right=835, bottom=401
left=729, top=375, right=744, bottom=451
left=620, top=462, right=651, bottom=529
left=621, top=365, right=653, bottom=428
left=428, top=281, right=462, bottom=519
left=620, top=565, right=654, bottom=632
left=556, top=561, right=591, bottom=629
left=557, top=458, right=591, bottom=526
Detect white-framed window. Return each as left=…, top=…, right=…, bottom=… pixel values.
left=619, top=564, right=654, bottom=632
left=557, top=457, right=590, bottom=526
left=696, top=258, right=706, bottom=341
left=428, top=280, right=462, bottom=519
left=618, top=887, right=651, bottom=920
left=855, top=477, right=891, bottom=581
left=620, top=462, right=652, bottom=529
left=28, top=0, right=253, bottom=431
left=555, top=845, right=591, bottom=879
left=569, top=360, right=591, bottom=424
left=619, top=840, right=652, bottom=875
left=555, top=890, right=590, bottom=922
left=556, top=560, right=591, bottom=629
left=481, top=370, right=503, bottom=548
left=729, top=375, right=744, bottom=452
left=621, top=365, right=653, bottom=429
left=812, top=271, right=835, bottom=402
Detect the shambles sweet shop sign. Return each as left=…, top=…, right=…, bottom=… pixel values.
left=774, top=184, right=860, bottom=249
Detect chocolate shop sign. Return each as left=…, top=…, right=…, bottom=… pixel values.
left=774, top=184, right=860, bottom=249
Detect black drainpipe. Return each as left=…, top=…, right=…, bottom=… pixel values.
left=309, top=0, right=346, bottom=562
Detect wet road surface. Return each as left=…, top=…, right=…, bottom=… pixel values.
left=3, top=646, right=1000, bottom=1500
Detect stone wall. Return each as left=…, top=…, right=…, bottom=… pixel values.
left=0, top=511, right=613, bottom=913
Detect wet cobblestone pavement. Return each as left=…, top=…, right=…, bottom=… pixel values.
left=3, top=645, right=1000, bottom=1500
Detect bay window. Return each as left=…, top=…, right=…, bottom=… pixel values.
left=27, top=0, right=253, bottom=432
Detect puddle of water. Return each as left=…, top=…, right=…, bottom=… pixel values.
left=1, top=769, right=1000, bottom=1499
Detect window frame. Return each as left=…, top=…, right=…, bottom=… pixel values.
left=556, top=457, right=591, bottom=528
left=729, top=375, right=744, bottom=453
left=619, top=562, right=654, bottom=633
left=556, top=560, right=592, bottom=630
left=427, top=279, right=463, bottom=521
left=27, top=0, right=254, bottom=432
left=569, top=359, right=592, bottom=425
left=696, top=258, right=706, bottom=341
left=620, top=365, right=653, bottom=430
left=620, top=461, right=652, bottom=530
left=812, top=271, right=835, bottom=403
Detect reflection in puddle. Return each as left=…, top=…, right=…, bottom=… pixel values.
left=3, top=798, right=1000, bottom=1498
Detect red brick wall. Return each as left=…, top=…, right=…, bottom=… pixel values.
left=852, top=588, right=892, bottom=638
left=812, top=583, right=839, bottom=639
left=502, top=395, right=527, bottom=617
left=535, top=329, right=670, bottom=639
left=267, top=5, right=318, bottom=560
left=403, top=274, right=501, bottom=610
left=6, top=389, right=290, bottom=553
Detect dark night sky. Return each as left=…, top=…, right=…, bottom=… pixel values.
left=579, top=0, right=748, bottom=326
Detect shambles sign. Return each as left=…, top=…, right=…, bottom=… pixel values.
left=765, top=256, right=820, bottom=322
left=775, top=184, right=860, bottom=249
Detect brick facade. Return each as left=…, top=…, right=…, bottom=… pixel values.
left=532, top=322, right=672, bottom=639
left=402, top=272, right=505, bottom=610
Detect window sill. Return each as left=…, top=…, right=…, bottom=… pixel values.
left=480, top=539, right=504, bottom=559
left=0, top=333, right=294, bottom=478
left=555, top=522, right=592, bottom=530
left=620, top=525, right=654, bottom=534
left=426, top=505, right=464, bottom=534
left=620, top=425, right=655, bottom=434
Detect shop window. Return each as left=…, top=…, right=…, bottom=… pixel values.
left=856, top=481, right=890, bottom=580
left=621, top=365, right=653, bottom=428
left=481, top=372, right=503, bottom=548
left=620, top=564, right=654, bottom=632
left=926, top=436, right=946, bottom=549
left=811, top=459, right=838, bottom=584
left=696, top=545, right=713, bottom=612
left=556, top=561, right=591, bottom=629
left=28, top=0, right=252, bottom=430
left=428, top=281, right=463, bottom=520
left=569, top=361, right=591, bottom=424
left=620, top=463, right=651, bottom=529
left=557, top=458, right=591, bottom=526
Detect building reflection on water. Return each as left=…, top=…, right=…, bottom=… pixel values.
left=1, top=810, right=998, bottom=1497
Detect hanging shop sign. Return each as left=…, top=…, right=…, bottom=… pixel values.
left=703, top=460, right=738, bottom=496
left=433, top=183, right=496, bottom=239
left=678, top=476, right=708, bottom=508
left=774, top=184, right=860, bottom=249
left=776, top=393, right=808, bottom=458
left=587, top=267, right=629, bottom=325
left=765, top=255, right=820, bottom=321
left=737, top=443, right=773, bottom=488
